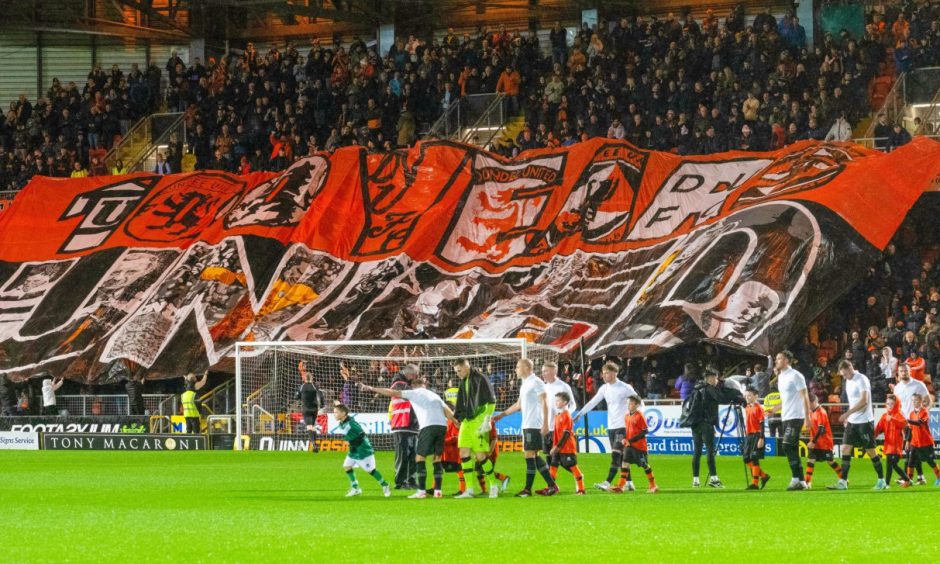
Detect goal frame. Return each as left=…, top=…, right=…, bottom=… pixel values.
left=234, top=338, right=532, bottom=450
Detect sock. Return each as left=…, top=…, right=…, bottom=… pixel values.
left=572, top=465, right=585, bottom=492
left=805, top=460, right=815, bottom=484
left=432, top=462, right=443, bottom=491
left=480, top=458, right=498, bottom=489
left=416, top=462, right=428, bottom=491
left=345, top=470, right=359, bottom=488
left=494, top=472, right=509, bottom=482
left=456, top=470, right=467, bottom=492
left=535, top=456, right=556, bottom=488
left=931, top=462, right=940, bottom=478
left=474, top=461, right=487, bottom=492
left=871, top=455, right=884, bottom=480
left=606, top=451, right=622, bottom=483
left=644, top=465, right=655, bottom=485
left=525, top=457, right=536, bottom=490
left=307, top=430, right=318, bottom=450
left=886, top=455, right=900, bottom=483
left=549, top=466, right=558, bottom=480
left=785, top=444, right=803, bottom=480
left=369, top=469, right=388, bottom=486
left=829, top=461, right=842, bottom=476
left=841, top=455, right=852, bottom=481
left=750, top=463, right=760, bottom=486
left=618, top=468, right=629, bottom=488
left=461, top=457, right=475, bottom=491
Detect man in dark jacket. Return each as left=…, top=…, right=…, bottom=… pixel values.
left=389, top=365, right=419, bottom=489
left=109, top=359, right=144, bottom=415
left=684, top=368, right=741, bottom=488
left=453, top=358, right=497, bottom=498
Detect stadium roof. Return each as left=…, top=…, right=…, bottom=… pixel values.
left=0, top=1, right=788, bottom=43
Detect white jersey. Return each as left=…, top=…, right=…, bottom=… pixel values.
left=894, top=378, right=929, bottom=417
left=544, top=378, right=576, bottom=427
left=519, top=375, right=547, bottom=429
left=777, top=367, right=808, bottom=421
left=401, top=388, right=448, bottom=428
left=41, top=381, right=56, bottom=407
left=844, top=371, right=874, bottom=424
left=579, top=379, right=637, bottom=430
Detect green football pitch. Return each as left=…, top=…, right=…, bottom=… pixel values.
left=2, top=450, right=937, bottom=562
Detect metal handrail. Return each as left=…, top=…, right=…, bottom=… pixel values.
left=105, top=112, right=183, bottom=172
left=198, top=378, right=235, bottom=416
left=105, top=114, right=151, bottom=166
left=852, top=133, right=940, bottom=150
left=913, top=86, right=940, bottom=136
left=865, top=71, right=906, bottom=138
left=128, top=113, right=186, bottom=172
left=426, top=96, right=463, bottom=139
left=156, top=394, right=178, bottom=416
left=206, top=414, right=234, bottom=434
left=149, top=415, right=171, bottom=433
left=251, top=404, right=276, bottom=434
left=459, top=93, right=506, bottom=147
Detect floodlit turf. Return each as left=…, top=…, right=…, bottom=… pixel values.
left=2, top=451, right=938, bottom=562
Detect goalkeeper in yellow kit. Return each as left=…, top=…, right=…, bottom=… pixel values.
left=452, top=358, right=498, bottom=498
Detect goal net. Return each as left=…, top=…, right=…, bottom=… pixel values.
left=235, top=339, right=559, bottom=451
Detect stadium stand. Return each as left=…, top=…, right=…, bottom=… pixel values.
left=0, top=1, right=938, bottom=414
left=4, top=1, right=940, bottom=192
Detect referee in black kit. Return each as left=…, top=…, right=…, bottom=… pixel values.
left=297, top=361, right=323, bottom=452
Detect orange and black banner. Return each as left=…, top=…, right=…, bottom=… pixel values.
left=0, top=138, right=938, bottom=382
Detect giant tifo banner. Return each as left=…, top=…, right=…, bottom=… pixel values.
left=1, top=138, right=939, bottom=382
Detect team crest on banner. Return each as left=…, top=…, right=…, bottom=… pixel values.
left=0, top=138, right=938, bottom=382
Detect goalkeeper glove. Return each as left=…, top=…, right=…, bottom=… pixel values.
left=478, top=416, right=491, bottom=436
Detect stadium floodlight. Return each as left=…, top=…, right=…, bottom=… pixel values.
left=234, top=339, right=559, bottom=451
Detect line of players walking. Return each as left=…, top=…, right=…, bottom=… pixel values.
left=298, top=351, right=940, bottom=497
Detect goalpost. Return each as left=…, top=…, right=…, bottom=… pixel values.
left=234, top=339, right=559, bottom=451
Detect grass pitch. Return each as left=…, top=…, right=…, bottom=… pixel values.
left=2, top=450, right=937, bottom=562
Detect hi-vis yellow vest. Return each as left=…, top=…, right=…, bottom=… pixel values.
left=182, top=390, right=199, bottom=417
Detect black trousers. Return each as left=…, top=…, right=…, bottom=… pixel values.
left=691, top=422, right=717, bottom=478
left=393, top=432, right=417, bottom=487
left=185, top=416, right=200, bottom=434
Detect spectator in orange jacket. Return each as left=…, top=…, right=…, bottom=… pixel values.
left=496, top=65, right=521, bottom=114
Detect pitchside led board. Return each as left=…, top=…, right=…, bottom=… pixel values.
left=243, top=407, right=939, bottom=457
left=1, top=139, right=940, bottom=384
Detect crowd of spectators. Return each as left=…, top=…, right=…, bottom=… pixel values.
left=3, top=2, right=940, bottom=191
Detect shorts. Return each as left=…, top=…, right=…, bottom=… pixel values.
left=522, top=428, right=543, bottom=452
left=623, top=446, right=649, bottom=467
left=742, top=434, right=765, bottom=462
left=608, top=428, right=626, bottom=452
left=809, top=448, right=833, bottom=462
left=781, top=419, right=803, bottom=447
left=843, top=422, right=876, bottom=450
left=343, top=455, right=377, bottom=472
left=912, top=446, right=936, bottom=462
left=550, top=453, right=578, bottom=469
left=457, top=414, right=491, bottom=453
left=416, top=425, right=446, bottom=457
left=302, top=411, right=318, bottom=426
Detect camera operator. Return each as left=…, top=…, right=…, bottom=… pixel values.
left=683, top=367, right=741, bottom=488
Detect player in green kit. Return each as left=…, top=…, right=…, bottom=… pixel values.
left=452, top=358, right=498, bottom=498
left=333, top=402, right=392, bottom=498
